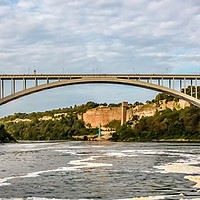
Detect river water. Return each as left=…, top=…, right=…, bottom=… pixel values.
left=1, top=141, right=200, bottom=200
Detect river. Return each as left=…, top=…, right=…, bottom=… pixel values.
left=1, top=141, right=200, bottom=200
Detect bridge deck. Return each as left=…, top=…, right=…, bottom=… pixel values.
left=0, top=74, right=199, bottom=107
left=0, top=74, right=199, bottom=79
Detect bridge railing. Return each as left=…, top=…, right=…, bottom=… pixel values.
left=0, top=74, right=199, bottom=100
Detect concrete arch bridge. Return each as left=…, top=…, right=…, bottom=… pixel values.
left=0, top=74, right=200, bottom=107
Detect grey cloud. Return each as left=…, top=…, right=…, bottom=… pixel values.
left=0, top=0, right=200, bottom=116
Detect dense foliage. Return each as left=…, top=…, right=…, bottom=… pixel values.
left=4, top=114, right=96, bottom=141
left=112, top=106, right=200, bottom=142
left=104, top=120, right=121, bottom=129
left=0, top=101, right=112, bottom=141
left=0, top=124, right=16, bottom=143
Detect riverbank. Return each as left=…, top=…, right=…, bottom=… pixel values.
left=73, top=131, right=113, bottom=141
left=75, top=132, right=200, bottom=142
left=154, top=139, right=200, bottom=142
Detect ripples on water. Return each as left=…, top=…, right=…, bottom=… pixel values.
left=0, top=141, right=200, bottom=200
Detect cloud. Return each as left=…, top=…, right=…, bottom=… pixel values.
left=1, top=0, right=200, bottom=73
left=0, top=0, right=200, bottom=116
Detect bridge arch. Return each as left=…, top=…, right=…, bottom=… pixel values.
left=0, top=77, right=200, bottom=107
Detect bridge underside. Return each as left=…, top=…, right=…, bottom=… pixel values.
left=0, top=77, right=200, bottom=107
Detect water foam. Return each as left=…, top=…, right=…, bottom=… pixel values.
left=155, top=163, right=200, bottom=174
left=91, top=145, right=105, bottom=148
left=69, top=156, right=112, bottom=168
left=185, top=175, right=200, bottom=188
left=68, top=146, right=88, bottom=149
left=129, top=196, right=165, bottom=200
left=0, top=176, right=15, bottom=186
left=0, top=156, right=112, bottom=187
left=122, top=149, right=197, bottom=158
left=155, top=155, right=200, bottom=190
left=54, top=150, right=77, bottom=155
left=105, top=152, right=137, bottom=157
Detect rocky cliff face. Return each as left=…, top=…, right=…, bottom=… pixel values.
left=80, top=99, right=190, bottom=128
left=80, top=107, right=122, bottom=128
left=127, top=99, right=190, bottom=120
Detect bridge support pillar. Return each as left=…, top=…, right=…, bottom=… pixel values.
left=2, top=79, right=4, bottom=98
left=0, top=78, right=1, bottom=99
left=11, top=78, right=15, bottom=94
left=35, top=78, right=38, bottom=86
left=14, top=79, right=15, bottom=94
left=184, top=77, right=186, bottom=94
left=121, top=102, right=128, bottom=125
left=180, top=79, right=182, bottom=92
left=23, top=78, right=26, bottom=90
left=195, top=77, right=198, bottom=98
left=191, top=79, right=193, bottom=97
left=11, top=79, right=13, bottom=94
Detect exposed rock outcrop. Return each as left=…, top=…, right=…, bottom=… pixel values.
left=80, top=99, right=190, bottom=128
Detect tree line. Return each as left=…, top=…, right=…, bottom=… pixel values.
left=4, top=114, right=98, bottom=141
left=112, top=106, right=200, bottom=142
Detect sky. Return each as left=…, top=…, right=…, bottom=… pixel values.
left=0, top=0, right=200, bottom=117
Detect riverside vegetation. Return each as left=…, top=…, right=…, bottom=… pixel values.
left=0, top=101, right=107, bottom=142
left=112, top=106, right=200, bottom=142
left=0, top=88, right=200, bottom=143
left=0, top=124, right=16, bottom=143
left=112, top=90, right=200, bottom=142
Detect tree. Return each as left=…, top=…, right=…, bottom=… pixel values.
left=0, top=124, right=16, bottom=143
